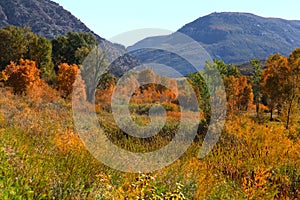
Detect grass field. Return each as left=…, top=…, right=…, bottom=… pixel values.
left=1, top=88, right=300, bottom=199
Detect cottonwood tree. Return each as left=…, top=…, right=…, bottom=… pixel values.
left=52, top=32, right=97, bottom=68
left=262, top=54, right=289, bottom=121
left=237, top=76, right=253, bottom=111
left=80, top=47, right=108, bottom=102
left=285, top=48, right=300, bottom=129
left=224, top=75, right=253, bottom=114
left=251, top=58, right=263, bottom=117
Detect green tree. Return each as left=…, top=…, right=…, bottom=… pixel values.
left=206, top=59, right=240, bottom=78
left=52, top=32, right=97, bottom=68
left=211, top=59, right=228, bottom=78
left=0, top=26, right=54, bottom=80
left=227, top=64, right=240, bottom=77
left=29, top=36, right=54, bottom=81
left=188, top=72, right=211, bottom=117
left=0, top=26, right=30, bottom=70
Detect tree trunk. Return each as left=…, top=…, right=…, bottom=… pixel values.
left=286, top=100, right=293, bottom=129
left=256, top=101, right=260, bottom=117
left=86, top=86, right=96, bottom=103
left=270, top=108, right=273, bottom=121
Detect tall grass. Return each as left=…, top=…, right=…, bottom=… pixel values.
left=1, top=89, right=300, bottom=199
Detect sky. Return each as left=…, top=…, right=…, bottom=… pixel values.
left=52, top=0, right=300, bottom=46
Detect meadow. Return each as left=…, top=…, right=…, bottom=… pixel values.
left=1, top=84, right=300, bottom=199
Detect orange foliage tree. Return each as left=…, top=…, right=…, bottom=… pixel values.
left=286, top=48, right=300, bottom=129
left=130, top=68, right=178, bottom=104
left=237, top=76, right=253, bottom=111
left=2, top=59, right=40, bottom=94
left=95, top=73, right=115, bottom=110
left=262, top=50, right=300, bottom=128
left=224, top=75, right=253, bottom=114
left=262, top=54, right=289, bottom=120
left=57, top=63, right=86, bottom=99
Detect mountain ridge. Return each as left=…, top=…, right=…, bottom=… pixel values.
left=130, top=12, right=300, bottom=65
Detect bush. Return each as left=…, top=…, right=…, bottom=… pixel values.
left=57, top=63, right=86, bottom=100
left=2, top=59, right=40, bottom=95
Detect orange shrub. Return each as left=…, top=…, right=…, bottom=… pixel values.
left=57, top=63, right=86, bottom=99
left=26, top=80, right=60, bottom=104
left=2, top=59, right=40, bottom=94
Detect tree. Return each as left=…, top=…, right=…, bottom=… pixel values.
left=95, top=73, right=115, bottom=109
left=237, top=76, right=253, bottom=111
left=2, top=59, right=40, bottom=94
left=29, top=36, right=54, bottom=81
left=251, top=58, right=263, bottom=117
left=0, top=26, right=54, bottom=80
left=57, top=63, right=85, bottom=98
left=286, top=48, right=300, bottom=129
left=188, top=59, right=240, bottom=119
left=52, top=32, right=97, bottom=68
left=262, top=54, right=289, bottom=121
left=224, top=76, right=253, bottom=114
left=0, top=26, right=29, bottom=69
left=80, top=47, right=108, bottom=102
left=188, top=72, right=211, bottom=117
left=224, top=76, right=239, bottom=113
left=227, top=64, right=241, bottom=78
left=213, top=59, right=228, bottom=78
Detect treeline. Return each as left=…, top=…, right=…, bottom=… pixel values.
left=188, top=49, right=300, bottom=129
left=0, top=26, right=106, bottom=100
left=0, top=26, right=97, bottom=80
left=0, top=26, right=300, bottom=130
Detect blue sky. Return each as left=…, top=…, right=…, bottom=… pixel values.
left=52, top=0, right=300, bottom=45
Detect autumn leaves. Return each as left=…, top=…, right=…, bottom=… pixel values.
left=262, top=48, right=300, bottom=128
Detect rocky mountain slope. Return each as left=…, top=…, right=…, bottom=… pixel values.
left=0, top=0, right=99, bottom=39
left=0, top=0, right=126, bottom=64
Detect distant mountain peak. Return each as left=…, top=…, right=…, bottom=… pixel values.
left=175, top=12, right=300, bottom=63
left=126, top=12, right=300, bottom=76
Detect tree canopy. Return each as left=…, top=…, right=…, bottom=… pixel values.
left=51, top=32, right=97, bottom=68
left=0, top=26, right=54, bottom=80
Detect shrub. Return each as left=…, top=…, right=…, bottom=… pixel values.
left=2, top=59, right=40, bottom=95
left=57, top=63, right=86, bottom=100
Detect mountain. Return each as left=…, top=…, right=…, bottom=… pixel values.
left=0, top=0, right=100, bottom=39
left=2, top=2, right=300, bottom=76
left=129, top=12, right=300, bottom=66
left=0, top=0, right=126, bottom=63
